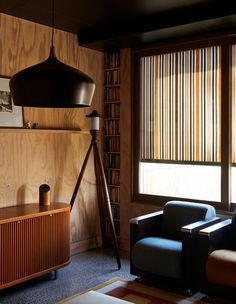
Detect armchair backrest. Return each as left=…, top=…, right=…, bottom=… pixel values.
left=161, top=201, right=216, bottom=240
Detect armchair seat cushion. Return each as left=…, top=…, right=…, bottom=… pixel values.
left=132, top=237, right=183, bottom=279
left=206, top=249, right=236, bottom=287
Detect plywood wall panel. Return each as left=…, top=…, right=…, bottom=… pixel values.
left=0, top=13, right=103, bottom=252
left=0, top=13, right=103, bottom=129
left=0, top=14, right=50, bottom=76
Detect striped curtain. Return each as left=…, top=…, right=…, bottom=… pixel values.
left=232, top=45, right=236, bottom=164
left=140, top=46, right=221, bottom=162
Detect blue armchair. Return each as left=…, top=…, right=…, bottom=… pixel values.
left=130, top=200, right=220, bottom=290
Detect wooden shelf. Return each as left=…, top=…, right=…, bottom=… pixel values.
left=104, top=84, right=120, bottom=88
left=104, top=67, right=120, bottom=72
left=103, top=51, right=121, bottom=247
left=107, top=184, right=120, bottom=188
left=104, top=117, right=120, bottom=120
left=105, top=216, right=120, bottom=222
left=104, top=168, right=120, bottom=171
left=0, top=127, right=90, bottom=134
left=104, top=134, right=120, bottom=137
left=104, top=101, right=120, bottom=104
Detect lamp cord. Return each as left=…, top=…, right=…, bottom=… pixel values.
left=51, top=0, right=55, bottom=47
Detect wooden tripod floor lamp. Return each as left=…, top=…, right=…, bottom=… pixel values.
left=70, top=110, right=121, bottom=269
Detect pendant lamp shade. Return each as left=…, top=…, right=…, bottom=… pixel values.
left=10, top=47, right=95, bottom=108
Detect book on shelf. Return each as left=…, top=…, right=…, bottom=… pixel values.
left=111, top=203, right=120, bottom=220
left=105, top=87, right=120, bottom=102
left=105, top=170, right=120, bottom=186
left=104, top=70, right=120, bottom=85
left=104, top=120, right=120, bottom=135
left=104, top=203, right=120, bottom=220
left=105, top=137, right=120, bottom=152
left=104, top=154, right=120, bottom=169
left=108, top=186, right=120, bottom=203
left=105, top=218, right=120, bottom=236
left=104, top=53, right=120, bottom=69
left=104, top=103, right=120, bottom=118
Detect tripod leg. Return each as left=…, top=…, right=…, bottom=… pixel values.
left=94, top=142, right=121, bottom=269
left=70, top=142, right=93, bottom=211
left=93, top=148, right=106, bottom=244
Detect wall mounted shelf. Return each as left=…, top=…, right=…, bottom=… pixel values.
left=0, top=127, right=90, bottom=134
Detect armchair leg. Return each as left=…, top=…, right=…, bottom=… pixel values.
left=54, top=270, right=58, bottom=280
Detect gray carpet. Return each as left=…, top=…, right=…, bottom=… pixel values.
left=0, top=247, right=135, bottom=304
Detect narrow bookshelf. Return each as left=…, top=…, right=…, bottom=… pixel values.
left=103, top=52, right=120, bottom=245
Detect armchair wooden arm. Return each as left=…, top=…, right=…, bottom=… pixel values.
left=196, top=219, right=232, bottom=284
left=130, top=210, right=163, bottom=225
left=180, top=217, right=221, bottom=285
left=181, top=217, right=221, bottom=235
left=199, top=219, right=232, bottom=252
left=130, top=211, right=163, bottom=246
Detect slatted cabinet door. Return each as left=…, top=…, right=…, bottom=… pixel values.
left=0, top=204, right=70, bottom=289
left=41, top=210, right=71, bottom=269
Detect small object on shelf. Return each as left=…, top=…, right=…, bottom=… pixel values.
left=26, top=121, right=37, bottom=129
left=39, top=184, right=51, bottom=206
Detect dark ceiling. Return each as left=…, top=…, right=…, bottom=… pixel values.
left=1, top=0, right=236, bottom=51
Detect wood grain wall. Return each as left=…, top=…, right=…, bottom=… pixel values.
left=0, top=13, right=104, bottom=253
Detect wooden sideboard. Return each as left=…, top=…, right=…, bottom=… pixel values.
left=0, top=203, right=70, bottom=290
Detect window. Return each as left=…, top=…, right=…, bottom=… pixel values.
left=139, top=163, right=221, bottom=201
left=133, top=38, right=232, bottom=209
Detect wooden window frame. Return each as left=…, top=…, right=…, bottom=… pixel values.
left=132, top=34, right=235, bottom=211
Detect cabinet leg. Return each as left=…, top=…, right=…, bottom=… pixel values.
left=54, top=270, right=58, bottom=280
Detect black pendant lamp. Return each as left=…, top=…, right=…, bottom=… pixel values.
left=9, top=0, right=95, bottom=108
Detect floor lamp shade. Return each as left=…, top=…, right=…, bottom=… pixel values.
left=10, top=47, right=95, bottom=108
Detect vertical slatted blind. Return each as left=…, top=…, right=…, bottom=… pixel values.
left=140, top=46, right=221, bottom=163
left=232, top=45, right=236, bottom=164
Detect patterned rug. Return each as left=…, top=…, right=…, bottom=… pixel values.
left=59, top=277, right=205, bottom=304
